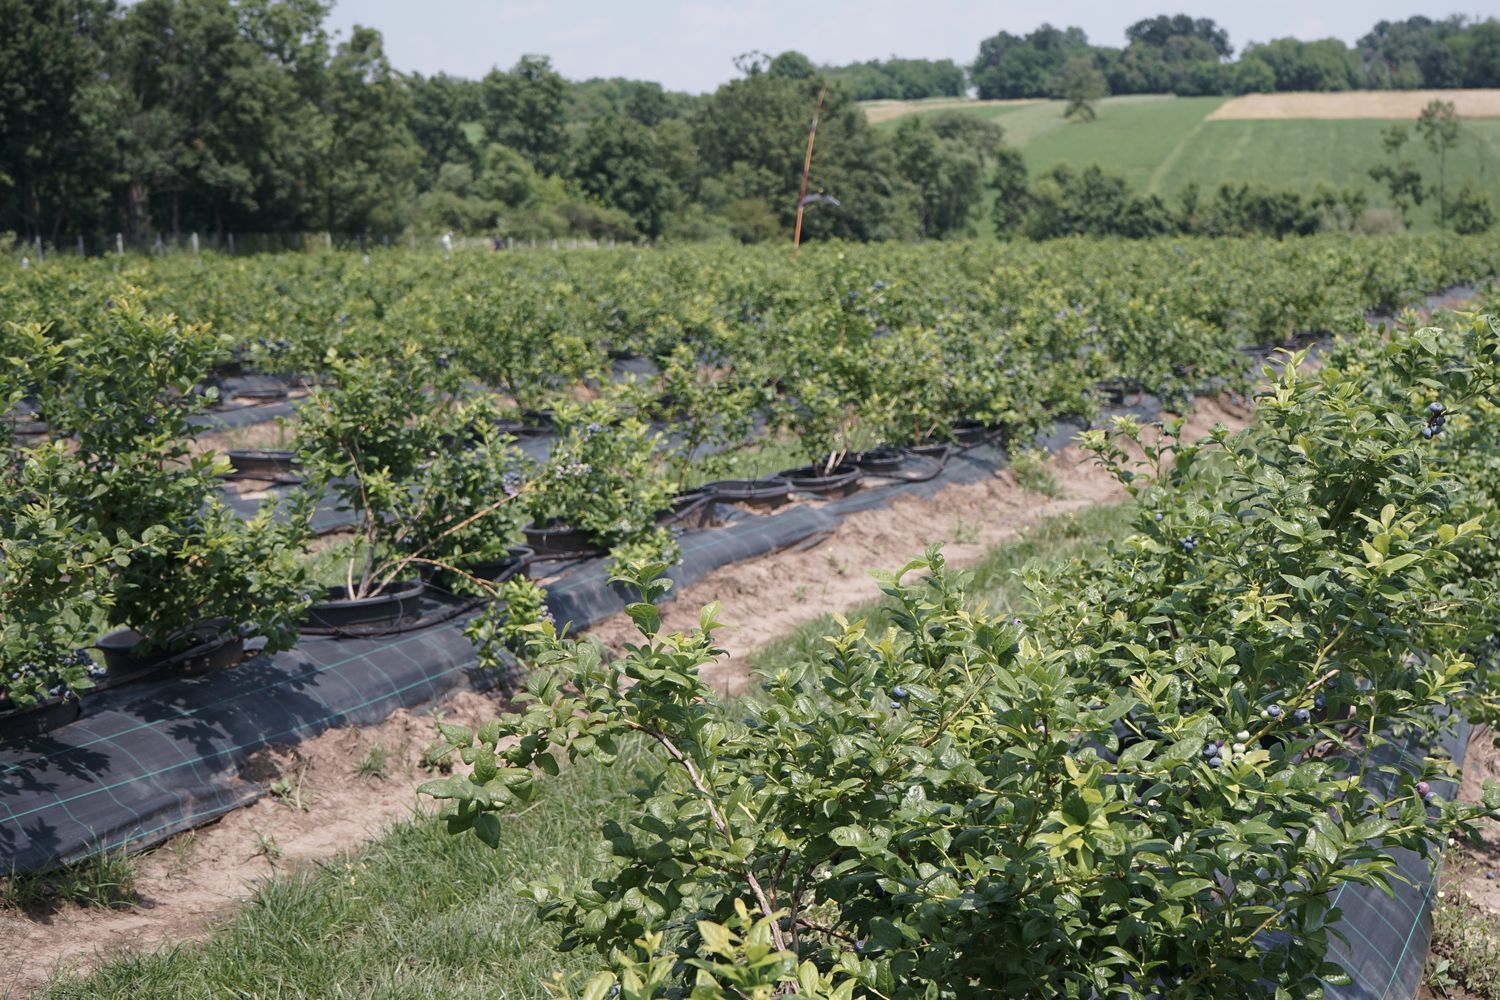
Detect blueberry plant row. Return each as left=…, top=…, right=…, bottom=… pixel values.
left=427, top=309, right=1500, bottom=999
left=0, top=235, right=1496, bottom=719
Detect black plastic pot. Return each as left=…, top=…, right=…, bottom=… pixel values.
left=306, top=579, right=427, bottom=630
left=96, top=622, right=247, bottom=679
left=699, top=478, right=793, bottom=511
left=225, top=449, right=301, bottom=481
left=234, top=384, right=289, bottom=401
left=515, top=409, right=555, bottom=437
left=0, top=694, right=82, bottom=739
left=657, top=489, right=717, bottom=528
left=907, top=440, right=953, bottom=459
left=435, top=545, right=534, bottom=590
left=523, top=521, right=597, bottom=557
left=850, top=448, right=907, bottom=475
left=776, top=463, right=864, bottom=499
left=951, top=420, right=999, bottom=446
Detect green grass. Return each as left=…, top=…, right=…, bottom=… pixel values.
left=4, top=848, right=139, bottom=913
left=42, top=503, right=1134, bottom=998
left=885, top=94, right=1500, bottom=231
left=1019, top=96, right=1227, bottom=193
left=1430, top=855, right=1500, bottom=999
left=1151, top=118, right=1500, bottom=224
left=45, top=749, right=649, bottom=999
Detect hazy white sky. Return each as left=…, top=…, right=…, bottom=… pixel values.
left=322, top=1, right=1500, bottom=92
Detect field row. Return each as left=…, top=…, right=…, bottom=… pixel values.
left=2, top=236, right=1498, bottom=712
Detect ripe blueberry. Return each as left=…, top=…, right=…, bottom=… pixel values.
left=1428, top=401, right=1445, bottom=416
left=892, top=686, right=908, bottom=700
left=1267, top=704, right=1283, bottom=719
left=1292, top=708, right=1311, bottom=724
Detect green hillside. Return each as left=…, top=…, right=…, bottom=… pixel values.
left=875, top=95, right=1500, bottom=231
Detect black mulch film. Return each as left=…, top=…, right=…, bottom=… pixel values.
left=1321, top=718, right=1469, bottom=1000
left=0, top=381, right=1473, bottom=997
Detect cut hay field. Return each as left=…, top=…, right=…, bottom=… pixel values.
left=868, top=91, right=1500, bottom=231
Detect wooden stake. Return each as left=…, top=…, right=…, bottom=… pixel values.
left=793, top=85, right=827, bottom=259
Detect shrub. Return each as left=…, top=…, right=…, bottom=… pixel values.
left=294, top=346, right=527, bottom=599
left=428, top=317, right=1500, bottom=998
left=24, top=297, right=309, bottom=657
left=525, top=400, right=677, bottom=560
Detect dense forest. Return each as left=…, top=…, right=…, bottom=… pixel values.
left=3, top=1, right=1498, bottom=245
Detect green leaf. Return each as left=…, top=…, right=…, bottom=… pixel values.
left=580, top=972, right=617, bottom=1000
left=697, top=919, right=735, bottom=956
left=1117, top=740, right=1156, bottom=770
left=625, top=601, right=660, bottom=637
left=436, top=723, right=473, bottom=747
left=474, top=812, right=501, bottom=848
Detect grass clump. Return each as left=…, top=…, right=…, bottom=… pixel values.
left=3, top=848, right=138, bottom=913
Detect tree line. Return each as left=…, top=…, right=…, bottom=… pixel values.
left=3, top=2, right=1498, bottom=246
left=971, top=14, right=1500, bottom=100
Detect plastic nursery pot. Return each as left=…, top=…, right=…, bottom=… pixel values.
left=849, top=448, right=907, bottom=475
left=0, top=694, right=82, bottom=740
left=523, top=521, right=597, bottom=558
left=776, top=463, right=865, bottom=499
left=305, top=579, right=427, bottom=631
left=234, top=384, right=289, bottom=402
left=96, top=621, right=247, bottom=679
left=951, top=420, right=1000, bottom=446
left=3, top=410, right=47, bottom=440
left=435, top=545, right=535, bottom=590
left=225, top=449, right=302, bottom=482
left=907, top=439, right=954, bottom=459
left=698, top=478, right=793, bottom=511
left=513, top=409, right=555, bottom=437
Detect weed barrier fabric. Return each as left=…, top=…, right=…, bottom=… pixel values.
left=1320, top=718, right=1469, bottom=1000
left=0, top=605, right=490, bottom=874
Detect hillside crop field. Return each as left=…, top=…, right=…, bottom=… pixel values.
left=872, top=91, right=1500, bottom=230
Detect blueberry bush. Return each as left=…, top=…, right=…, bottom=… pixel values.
left=20, top=297, right=309, bottom=659
left=525, top=400, right=678, bottom=562
left=426, top=315, right=1500, bottom=998
left=294, top=346, right=528, bottom=599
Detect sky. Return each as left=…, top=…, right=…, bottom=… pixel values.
left=321, top=1, right=1500, bottom=93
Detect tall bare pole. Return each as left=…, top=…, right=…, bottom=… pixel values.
left=792, top=85, right=828, bottom=258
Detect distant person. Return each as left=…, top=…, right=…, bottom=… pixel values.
left=441, top=231, right=453, bottom=256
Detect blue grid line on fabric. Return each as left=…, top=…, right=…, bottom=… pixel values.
left=0, top=625, right=477, bottom=777
left=0, top=653, right=478, bottom=827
